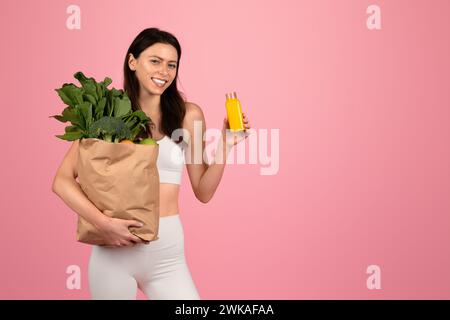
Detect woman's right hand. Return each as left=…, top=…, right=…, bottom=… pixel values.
left=97, top=217, right=146, bottom=247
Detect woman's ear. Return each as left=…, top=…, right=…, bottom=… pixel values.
left=128, top=53, right=136, bottom=71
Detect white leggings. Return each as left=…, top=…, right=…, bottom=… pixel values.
left=88, top=214, right=200, bottom=300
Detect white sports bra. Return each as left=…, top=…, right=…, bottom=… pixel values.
left=156, top=135, right=185, bottom=185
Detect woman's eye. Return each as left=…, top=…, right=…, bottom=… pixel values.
left=151, top=60, right=176, bottom=69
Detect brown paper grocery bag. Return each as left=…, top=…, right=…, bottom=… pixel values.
left=76, top=137, right=160, bottom=245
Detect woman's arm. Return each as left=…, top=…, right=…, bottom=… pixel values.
left=53, top=177, right=111, bottom=230
left=52, top=141, right=109, bottom=230
left=52, top=141, right=145, bottom=246
left=184, top=102, right=251, bottom=203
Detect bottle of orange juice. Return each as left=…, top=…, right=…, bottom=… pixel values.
left=225, top=91, right=245, bottom=132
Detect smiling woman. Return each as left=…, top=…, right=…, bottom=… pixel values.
left=124, top=32, right=186, bottom=145
left=53, top=26, right=251, bottom=301
left=80, top=27, right=205, bottom=300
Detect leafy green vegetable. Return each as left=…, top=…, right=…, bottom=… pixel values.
left=87, top=116, right=132, bottom=143
left=50, top=71, right=150, bottom=142
left=122, top=110, right=151, bottom=140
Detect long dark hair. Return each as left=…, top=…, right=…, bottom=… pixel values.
left=123, top=27, right=186, bottom=144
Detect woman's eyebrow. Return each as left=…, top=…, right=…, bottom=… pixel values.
left=149, top=55, right=177, bottom=63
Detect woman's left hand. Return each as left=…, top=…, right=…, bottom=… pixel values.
left=222, top=112, right=252, bottom=147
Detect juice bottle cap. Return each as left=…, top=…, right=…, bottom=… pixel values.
left=225, top=92, right=238, bottom=99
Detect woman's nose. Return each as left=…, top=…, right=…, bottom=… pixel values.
left=158, top=66, right=169, bottom=76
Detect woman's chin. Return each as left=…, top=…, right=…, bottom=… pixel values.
left=146, top=87, right=164, bottom=95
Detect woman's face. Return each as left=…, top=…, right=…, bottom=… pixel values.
left=128, top=43, right=178, bottom=95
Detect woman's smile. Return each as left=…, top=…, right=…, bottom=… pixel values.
left=151, top=77, right=168, bottom=88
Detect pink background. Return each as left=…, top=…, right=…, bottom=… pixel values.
left=1, top=0, right=449, bottom=299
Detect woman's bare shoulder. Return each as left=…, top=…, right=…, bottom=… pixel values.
left=182, top=102, right=205, bottom=144
left=54, top=139, right=80, bottom=181
left=184, top=101, right=205, bottom=125
left=185, top=101, right=203, bottom=116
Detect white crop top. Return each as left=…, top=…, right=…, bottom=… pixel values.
left=156, top=135, right=185, bottom=185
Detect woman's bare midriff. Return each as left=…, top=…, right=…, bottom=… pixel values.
left=150, top=128, right=182, bottom=218
left=159, top=183, right=180, bottom=217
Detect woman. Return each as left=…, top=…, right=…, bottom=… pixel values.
left=52, top=27, right=251, bottom=299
